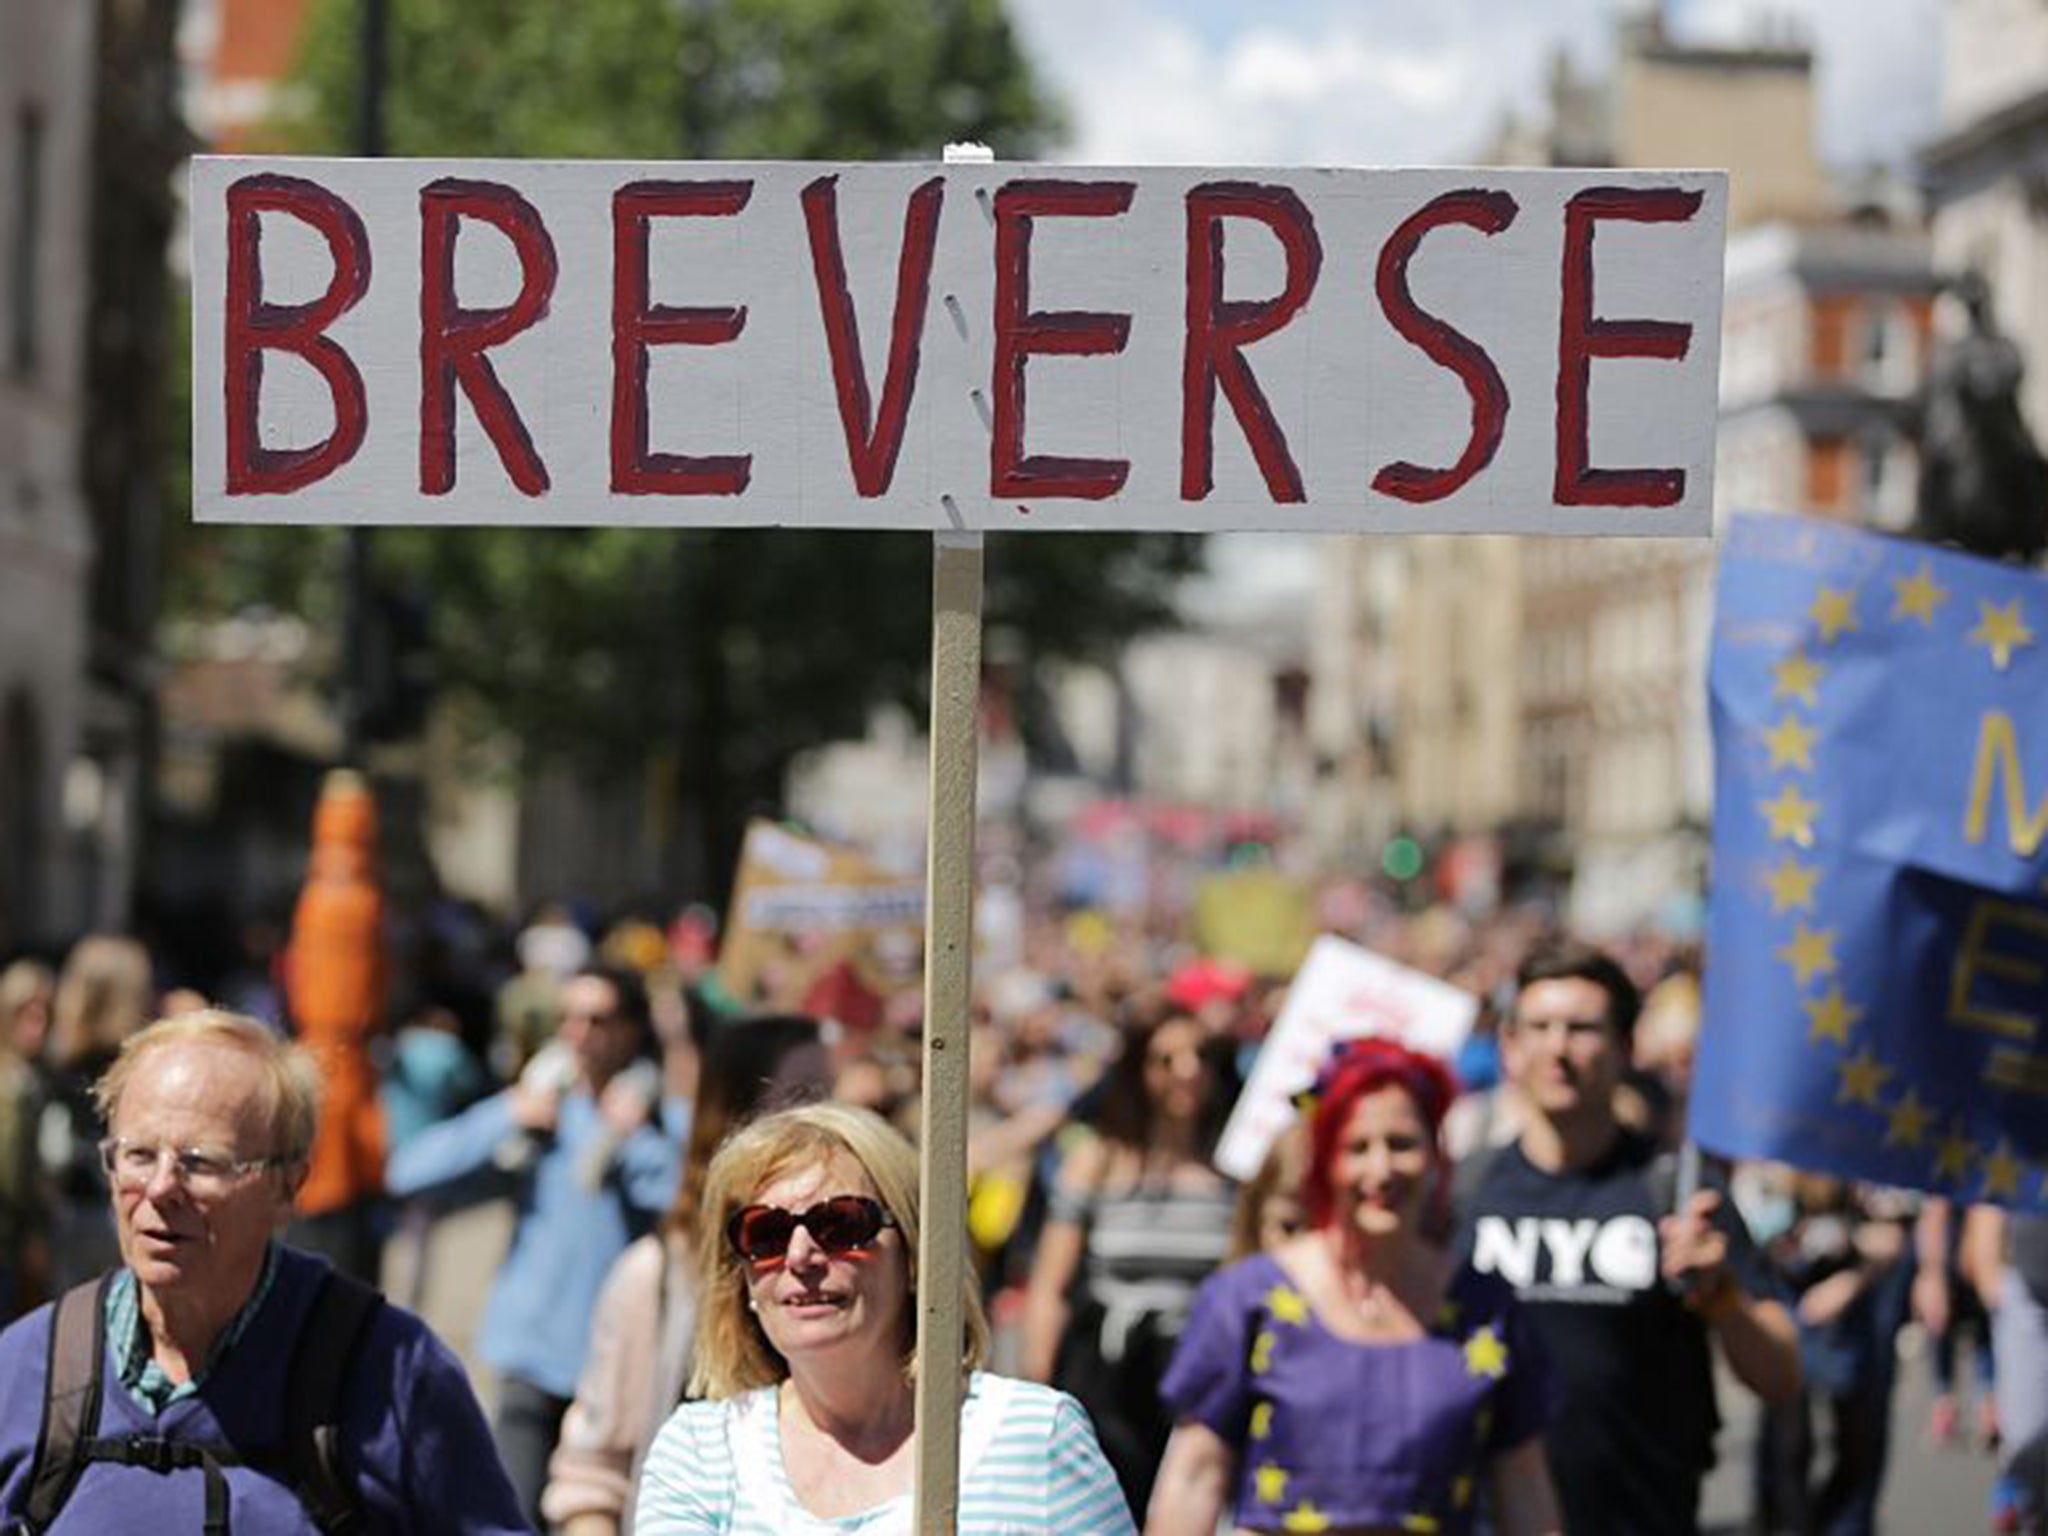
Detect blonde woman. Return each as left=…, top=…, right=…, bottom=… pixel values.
left=43, top=936, right=153, bottom=1287
left=635, top=1102, right=1134, bottom=1534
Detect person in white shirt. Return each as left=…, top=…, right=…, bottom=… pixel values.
left=635, top=1101, right=1135, bottom=1534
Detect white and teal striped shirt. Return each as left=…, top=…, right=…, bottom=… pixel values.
left=633, top=1371, right=1135, bottom=1535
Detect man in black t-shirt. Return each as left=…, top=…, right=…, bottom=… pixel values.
left=1457, top=943, right=1802, bottom=1535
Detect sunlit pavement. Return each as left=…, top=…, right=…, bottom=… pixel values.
left=1701, top=1334, right=2000, bottom=1535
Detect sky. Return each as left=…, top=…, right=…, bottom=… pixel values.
left=1000, top=0, right=1943, bottom=621
left=1007, top=0, right=1942, bottom=172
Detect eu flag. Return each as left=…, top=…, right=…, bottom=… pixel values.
left=1694, top=512, right=2048, bottom=1209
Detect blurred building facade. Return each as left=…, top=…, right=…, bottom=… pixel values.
left=0, top=0, right=96, bottom=952
left=1923, top=0, right=2048, bottom=439
left=1308, top=11, right=1939, bottom=934
left=0, top=0, right=180, bottom=952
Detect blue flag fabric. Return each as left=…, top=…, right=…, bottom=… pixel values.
left=1695, top=512, right=2048, bottom=1209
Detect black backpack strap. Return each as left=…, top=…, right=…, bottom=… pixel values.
left=80, top=1437, right=238, bottom=1536
left=21, top=1274, right=113, bottom=1533
left=282, top=1269, right=382, bottom=1536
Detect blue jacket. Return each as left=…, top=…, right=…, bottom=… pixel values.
left=0, top=1245, right=528, bottom=1534
left=384, top=1087, right=686, bottom=1396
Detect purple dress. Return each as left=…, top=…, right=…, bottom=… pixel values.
left=1159, top=1251, right=1551, bottom=1534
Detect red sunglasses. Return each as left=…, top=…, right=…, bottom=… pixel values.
left=726, top=1194, right=899, bottom=1262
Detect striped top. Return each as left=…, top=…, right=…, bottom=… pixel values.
left=634, top=1372, right=1135, bottom=1535
left=1050, top=1176, right=1237, bottom=1364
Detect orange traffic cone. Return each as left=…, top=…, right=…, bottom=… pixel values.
left=285, top=769, right=389, bottom=1232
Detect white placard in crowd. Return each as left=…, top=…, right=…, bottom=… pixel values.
left=190, top=158, right=1726, bottom=535
left=1214, top=935, right=1481, bottom=1181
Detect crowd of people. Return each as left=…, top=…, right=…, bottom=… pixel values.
left=0, top=886, right=2042, bottom=1534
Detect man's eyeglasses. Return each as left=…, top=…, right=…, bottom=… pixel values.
left=98, top=1138, right=288, bottom=1196
left=726, top=1194, right=898, bottom=1262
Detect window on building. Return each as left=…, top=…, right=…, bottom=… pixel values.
left=10, top=106, right=44, bottom=381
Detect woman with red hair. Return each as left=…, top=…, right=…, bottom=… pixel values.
left=1146, top=1038, right=1561, bottom=1536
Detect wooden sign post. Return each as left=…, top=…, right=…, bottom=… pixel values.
left=190, top=149, right=1727, bottom=1529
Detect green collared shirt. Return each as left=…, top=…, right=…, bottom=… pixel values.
left=104, top=1243, right=283, bottom=1415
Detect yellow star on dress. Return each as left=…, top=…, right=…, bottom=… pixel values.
left=1884, top=1088, right=1934, bottom=1150
left=1982, top=1140, right=2024, bottom=1201
left=1761, top=785, right=1820, bottom=847
left=1401, top=1516, right=1441, bottom=1534
left=1249, top=1330, right=1276, bottom=1373
left=1250, top=1401, right=1275, bottom=1441
left=1809, top=587, right=1859, bottom=643
left=1265, top=1285, right=1310, bottom=1326
left=1255, top=1463, right=1290, bottom=1505
left=1763, top=856, right=1820, bottom=914
left=1777, top=923, right=1838, bottom=987
left=1282, top=1500, right=1332, bottom=1533
left=1464, top=1325, right=1509, bottom=1381
left=1772, top=651, right=1825, bottom=707
left=1890, top=564, right=1948, bottom=625
left=1968, top=599, right=2036, bottom=672
left=1802, top=987, right=1861, bottom=1047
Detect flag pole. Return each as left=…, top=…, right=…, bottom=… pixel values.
left=911, top=141, right=990, bottom=1536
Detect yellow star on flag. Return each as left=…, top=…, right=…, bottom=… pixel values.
left=1283, top=1501, right=1333, bottom=1534
left=1762, top=715, right=1820, bottom=773
left=1891, top=564, right=1948, bottom=625
left=1256, top=1464, right=1290, bottom=1504
left=1761, top=785, right=1820, bottom=847
left=1265, top=1285, right=1310, bottom=1326
left=1772, top=651, right=1825, bottom=707
left=1777, top=922, right=1838, bottom=987
left=1885, top=1088, right=1934, bottom=1150
left=1464, top=1325, right=1509, bottom=1380
left=1250, top=1401, right=1275, bottom=1441
left=1809, top=586, right=1860, bottom=643
left=1835, top=1048, right=1890, bottom=1108
left=1802, top=987, right=1862, bottom=1047
left=1934, top=1124, right=1981, bottom=1184
left=1763, top=856, right=1821, bottom=914
left=1983, top=1140, right=2025, bottom=1201
left=1968, top=599, right=2036, bottom=671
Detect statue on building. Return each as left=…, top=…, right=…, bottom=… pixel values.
left=1914, top=270, right=2048, bottom=563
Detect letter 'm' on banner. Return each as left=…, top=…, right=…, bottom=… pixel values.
left=420, top=178, right=559, bottom=496
left=1372, top=189, right=1518, bottom=504
left=224, top=174, right=372, bottom=494
left=1181, top=183, right=1322, bottom=504
left=990, top=180, right=1136, bottom=501
left=803, top=174, right=944, bottom=498
left=1555, top=185, right=1703, bottom=507
left=611, top=180, right=754, bottom=496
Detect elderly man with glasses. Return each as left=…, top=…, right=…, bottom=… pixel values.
left=0, top=1009, right=527, bottom=1534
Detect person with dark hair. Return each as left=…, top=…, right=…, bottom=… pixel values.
left=1019, top=1008, right=1239, bottom=1520
left=1149, top=1037, right=1560, bottom=1536
left=386, top=963, right=687, bottom=1528
left=1457, top=942, right=1801, bottom=1535
left=541, top=1014, right=833, bottom=1536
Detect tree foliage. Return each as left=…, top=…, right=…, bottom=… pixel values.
left=174, top=0, right=1203, bottom=894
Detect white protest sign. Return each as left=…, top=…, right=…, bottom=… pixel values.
left=1214, top=935, right=1480, bottom=1181
left=190, top=158, right=1726, bottom=535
